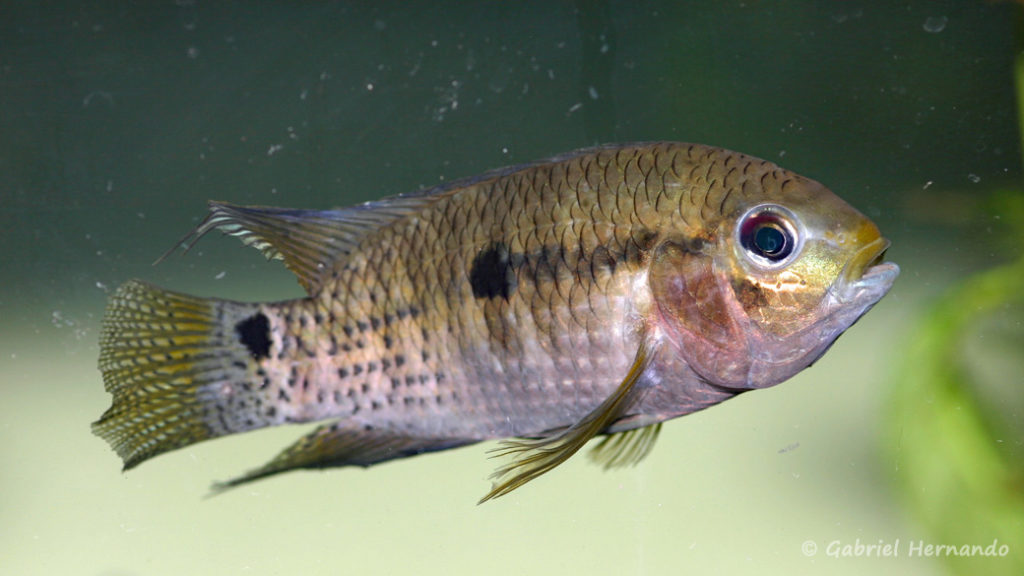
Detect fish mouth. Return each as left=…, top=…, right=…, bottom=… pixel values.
left=834, top=237, right=900, bottom=303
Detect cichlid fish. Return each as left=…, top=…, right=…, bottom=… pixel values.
left=93, top=142, right=898, bottom=502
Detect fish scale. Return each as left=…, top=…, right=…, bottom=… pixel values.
left=93, top=142, right=898, bottom=501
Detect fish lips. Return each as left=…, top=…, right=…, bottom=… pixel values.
left=831, top=237, right=900, bottom=306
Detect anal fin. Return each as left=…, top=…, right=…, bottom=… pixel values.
left=479, top=338, right=656, bottom=503
left=212, top=422, right=477, bottom=493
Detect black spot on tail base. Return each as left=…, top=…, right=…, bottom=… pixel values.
left=470, top=242, right=518, bottom=300
left=235, top=313, right=271, bottom=360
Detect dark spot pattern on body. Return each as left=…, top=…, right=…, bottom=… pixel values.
left=234, top=313, right=271, bottom=360
left=474, top=232, right=658, bottom=298
left=470, top=242, right=518, bottom=300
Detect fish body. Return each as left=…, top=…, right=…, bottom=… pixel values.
left=94, top=142, right=898, bottom=500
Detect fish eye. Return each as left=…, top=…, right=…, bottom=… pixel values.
left=737, top=206, right=801, bottom=267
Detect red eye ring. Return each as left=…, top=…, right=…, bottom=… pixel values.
left=738, top=208, right=799, bottom=265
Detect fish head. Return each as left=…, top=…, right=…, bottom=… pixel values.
left=649, top=173, right=899, bottom=390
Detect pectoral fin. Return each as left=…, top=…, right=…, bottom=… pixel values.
left=212, top=422, right=477, bottom=493
left=479, top=338, right=656, bottom=503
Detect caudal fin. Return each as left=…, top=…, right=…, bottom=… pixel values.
left=92, top=280, right=272, bottom=469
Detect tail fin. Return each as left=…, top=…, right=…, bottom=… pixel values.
left=93, top=280, right=271, bottom=469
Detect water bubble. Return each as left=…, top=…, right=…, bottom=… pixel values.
left=968, top=173, right=981, bottom=184
left=923, top=16, right=947, bottom=34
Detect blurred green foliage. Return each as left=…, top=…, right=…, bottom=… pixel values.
left=885, top=24, right=1024, bottom=574
left=887, top=250, right=1024, bottom=575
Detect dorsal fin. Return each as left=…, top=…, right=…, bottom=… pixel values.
left=158, top=195, right=439, bottom=294
left=157, top=144, right=665, bottom=294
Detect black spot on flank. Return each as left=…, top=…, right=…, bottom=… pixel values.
left=367, top=362, right=378, bottom=373
left=343, top=325, right=354, bottom=338
left=590, top=244, right=617, bottom=275
left=395, top=354, right=406, bottom=367
left=470, top=242, right=517, bottom=300
left=353, top=364, right=364, bottom=376
left=338, top=367, right=349, bottom=379
left=383, top=334, right=394, bottom=349
left=370, top=316, right=381, bottom=330
left=356, top=320, right=369, bottom=333
left=235, top=313, right=271, bottom=360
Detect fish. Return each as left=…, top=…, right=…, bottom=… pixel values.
left=92, top=142, right=899, bottom=502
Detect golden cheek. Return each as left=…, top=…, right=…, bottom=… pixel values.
left=732, top=271, right=828, bottom=337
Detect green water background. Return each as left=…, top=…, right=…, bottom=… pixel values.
left=1, top=2, right=1020, bottom=575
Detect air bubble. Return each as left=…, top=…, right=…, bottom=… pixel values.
left=923, top=16, right=947, bottom=34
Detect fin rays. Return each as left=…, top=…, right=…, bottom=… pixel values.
left=213, top=422, right=478, bottom=493
left=479, top=339, right=656, bottom=503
